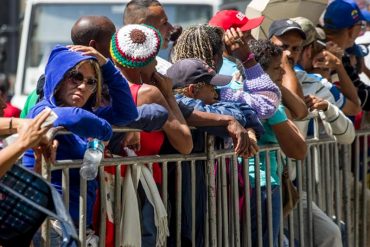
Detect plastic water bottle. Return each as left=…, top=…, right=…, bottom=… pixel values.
left=80, top=139, right=104, bottom=180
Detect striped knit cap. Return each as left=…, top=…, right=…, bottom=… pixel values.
left=110, top=24, right=162, bottom=68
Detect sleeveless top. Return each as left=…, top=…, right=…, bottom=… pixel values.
left=130, top=83, right=165, bottom=184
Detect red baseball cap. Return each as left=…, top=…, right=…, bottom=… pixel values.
left=209, top=10, right=264, bottom=32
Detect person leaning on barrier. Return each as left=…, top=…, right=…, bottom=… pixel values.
left=269, top=19, right=361, bottom=118
left=21, top=44, right=138, bottom=242
left=123, top=0, right=256, bottom=155
left=269, top=18, right=345, bottom=247
left=166, top=58, right=263, bottom=246
left=172, top=24, right=282, bottom=120
left=208, top=10, right=308, bottom=120
left=290, top=17, right=356, bottom=144
left=167, top=58, right=262, bottom=154
left=323, top=0, right=370, bottom=112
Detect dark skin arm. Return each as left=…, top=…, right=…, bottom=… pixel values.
left=186, top=110, right=259, bottom=157
left=137, top=81, right=193, bottom=154
left=272, top=118, right=307, bottom=160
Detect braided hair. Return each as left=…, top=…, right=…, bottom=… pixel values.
left=171, top=24, right=224, bottom=70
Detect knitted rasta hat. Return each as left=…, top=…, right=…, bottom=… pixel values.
left=110, top=24, right=162, bottom=68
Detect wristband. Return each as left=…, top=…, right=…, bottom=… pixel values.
left=8, top=117, right=13, bottom=133
left=242, top=52, right=255, bottom=64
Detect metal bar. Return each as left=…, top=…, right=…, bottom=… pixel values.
left=354, top=136, right=360, bottom=247
left=361, top=135, right=368, bottom=247
left=243, top=157, right=251, bottom=247
left=99, top=166, right=107, bottom=247
left=217, top=158, right=222, bottom=246
left=278, top=152, right=284, bottom=247
left=162, top=161, right=168, bottom=247
left=62, top=168, right=70, bottom=211
left=52, top=153, right=208, bottom=170
left=288, top=211, right=294, bottom=247
left=176, top=161, right=182, bottom=247
left=264, top=151, right=273, bottom=247
left=342, top=144, right=351, bottom=247
left=114, top=165, right=121, bottom=247
left=325, top=143, right=332, bottom=217
left=162, top=162, right=168, bottom=210
left=191, top=160, right=196, bottom=247
left=79, top=175, right=87, bottom=247
left=41, top=156, right=52, bottom=247
left=255, top=154, right=263, bottom=247
left=221, top=156, right=229, bottom=247
left=206, top=135, right=217, bottom=247
left=334, top=144, right=341, bottom=226
left=232, top=155, right=240, bottom=247
left=296, top=159, right=304, bottom=247
left=315, top=144, right=321, bottom=208
left=204, top=156, right=209, bottom=247
left=230, top=157, right=235, bottom=247
left=306, top=147, right=313, bottom=247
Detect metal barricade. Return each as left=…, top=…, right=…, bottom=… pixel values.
left=39, top=127, right=370, bottom=247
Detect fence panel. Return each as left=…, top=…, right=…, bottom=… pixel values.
left=38, top=127, right=370, bottom=247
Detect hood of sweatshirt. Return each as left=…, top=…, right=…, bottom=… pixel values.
left=44, top=45, right=97, bottom=107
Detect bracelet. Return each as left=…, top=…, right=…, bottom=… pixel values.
left=242, top=52, right=255, bottom=65
left=8, top=117, right=13, bottom=133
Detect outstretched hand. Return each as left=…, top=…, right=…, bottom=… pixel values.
left=16, top=108, right=53, bottom=149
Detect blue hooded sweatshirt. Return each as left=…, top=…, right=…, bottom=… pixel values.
left=23, top=45, right=138, bottom=225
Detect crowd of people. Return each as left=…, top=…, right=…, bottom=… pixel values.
left=1, top=0, right=370, bottom=246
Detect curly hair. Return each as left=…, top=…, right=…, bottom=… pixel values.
left=171, top=24, right=224, bottom=70
left=248, top=39, right=283, bottom=70
left=173, top=82, right=208, bottom=96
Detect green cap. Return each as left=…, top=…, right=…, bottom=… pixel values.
left=291, top=17, right=325, bottom=47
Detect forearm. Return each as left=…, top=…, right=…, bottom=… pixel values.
left=323, top=102, right=355, bottom=144
left=273, top=120, right=307, bottom=160
left=0, top=140, right=28, bottom=177
left=101, top=60, right=138, bottom=123
left=163, top=96, right=193, bottom=154
left=186, top=110, right=234, bottom=127
left=282, top=67, right=305, bottom=99
left=220, top=64, right=281, bottom=119
left=280, top=86, right=308, bottom=120
left=336, top=64, right=361, bottom=109
left=0, top=118, right=27, bottom=136
left=164, top=96, right=189, bottom=126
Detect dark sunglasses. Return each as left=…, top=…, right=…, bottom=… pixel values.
left=67, top=70, right=97, bottom=93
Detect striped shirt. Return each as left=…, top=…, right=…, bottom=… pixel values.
left=294, top=64, right=346, bottom=109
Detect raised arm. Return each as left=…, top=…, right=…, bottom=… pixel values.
left=314, top=50, right=361, bottom=115
left=221, top=28, right=281, bottom=119
left=68, top=45, right=138, bottom=125
left=219, top=63, right=281, bottom=120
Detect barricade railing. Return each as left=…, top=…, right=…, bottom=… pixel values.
left=38, top=125, right=370, bottom=247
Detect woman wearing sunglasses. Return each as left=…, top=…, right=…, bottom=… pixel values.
left=22, top=45, right=138, bottom=239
